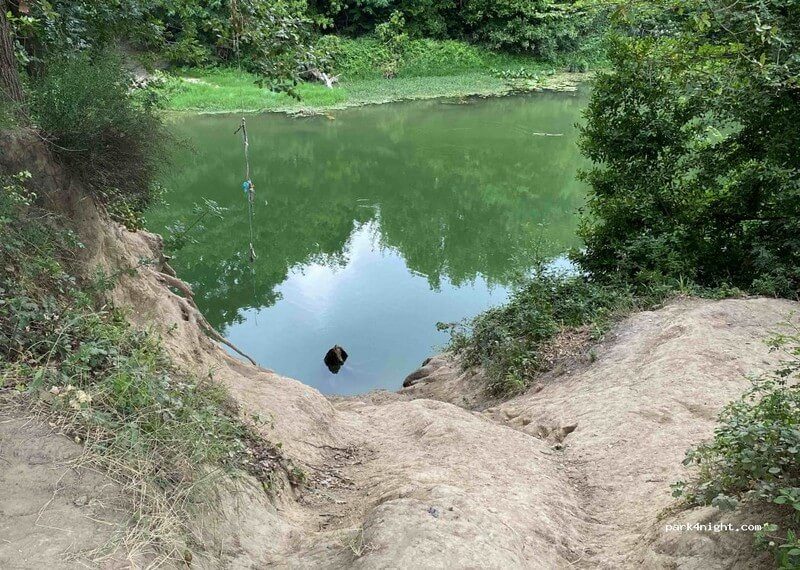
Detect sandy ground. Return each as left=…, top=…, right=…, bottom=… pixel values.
left=0, top=411, right=154, bottom=569
left=2, top=132, right=797, bottom=568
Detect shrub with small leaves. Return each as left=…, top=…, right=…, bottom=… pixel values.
left=375, top=10, right=409, bottom=78
left=675, top=330, right=800, bottom=568
left=443, top=269, right=667, bottom=395
left=29, top=49, right=168, bottom=228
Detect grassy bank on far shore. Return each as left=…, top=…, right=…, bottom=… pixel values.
left=155, top=38, right=595, bottom=114
left=157, top=68, right=588, bottom=114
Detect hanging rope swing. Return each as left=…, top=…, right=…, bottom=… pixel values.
left=230, top=0, right=256, bottom=263
left=235, top=117, right=257, bottom=262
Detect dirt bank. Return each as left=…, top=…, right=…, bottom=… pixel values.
left=2, top=134, right=797, bottom=568
left=401, top=297, right=796, bottom=568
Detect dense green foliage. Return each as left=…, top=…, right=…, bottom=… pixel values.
left=10, top=0, right=326, bottom=94
left=10, top=0, right=603, bottom=86
left=577, top=0, right=800, bottom=298
left=458, top=0, right=585, bottom=58
left=28, top=50, right=167, bottom=227
left=154, top=0, right=329, bottom=94
left=675, top=333, right=800, bottom=568
left=0, top=172, right=284, bottom=556
left=9, top=0, right=159, bottom=61
left=309, top=0, right=604, bottom=59
left=309, top=0, right=451, bottom=37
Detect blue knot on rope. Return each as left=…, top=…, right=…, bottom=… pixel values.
left=242, top=180, right=252, bottom=194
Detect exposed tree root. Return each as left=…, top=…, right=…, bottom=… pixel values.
left=155, top=271, right=258, bottom=366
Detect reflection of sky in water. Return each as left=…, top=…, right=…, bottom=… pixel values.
left=225, top=221, right=509, bottom=395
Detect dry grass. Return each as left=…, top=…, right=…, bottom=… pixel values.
left=1, top=363, right=290, bottom=567
left=340, top=525, right=375, bottom=559
left=1, top=390, right=190, bottom=566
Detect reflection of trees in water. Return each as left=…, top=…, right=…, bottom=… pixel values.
left=148, top=92, right=588, bottom=330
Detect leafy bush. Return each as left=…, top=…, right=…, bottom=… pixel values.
left=394, top=0, right=456, bottom=38
left=459, top=0, right=583, bottom=58
left=444, top=270, right=665, bottom=395
left=28, top=49, right=167, bottom=228
left=163, top=32, right=214, bottom=67
left=311, top=0, right=607, bottom=59
left=577, top=0, right=800, bottom=298
left=9, top=0, right=162, bottom=63
left=309, top=0, right=457, bottom=38
left=310, top=0, right=605, bottom=59
left=674, top=331, right=800, bottom=568
left=375, top=10, right=408, bottom=77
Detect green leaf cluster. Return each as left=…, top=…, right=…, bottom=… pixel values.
left=309, top=0, right=606, bottom=60
left=28, top=49, right=168, bottom=228
left=11, top=0, right=328, bottom=93
left=578, top=0, right=800, bottom=297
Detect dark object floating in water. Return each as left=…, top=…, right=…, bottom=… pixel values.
left=324, top=345, right=348, bottom=374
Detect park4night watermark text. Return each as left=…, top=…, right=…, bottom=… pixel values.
left=665, top=522, right=763, bottom=533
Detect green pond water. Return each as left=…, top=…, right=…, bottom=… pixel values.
left=147, top=90, right=589, bottom=395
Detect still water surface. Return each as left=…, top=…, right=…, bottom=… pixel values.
left=148, top=91, right=589, bottom=395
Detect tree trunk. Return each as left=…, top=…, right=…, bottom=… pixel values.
left=0, top=1, right=24, bottom=105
